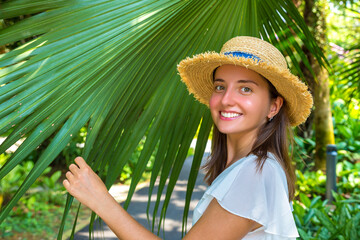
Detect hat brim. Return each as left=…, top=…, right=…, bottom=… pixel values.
left=177, top=52, right=313, bottom=127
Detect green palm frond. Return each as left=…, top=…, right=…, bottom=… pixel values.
left=0, top=0, right=326, bottom=238
left=0, top=0, right=71, bottom=19
left=335, top=48, right=360, bottom=100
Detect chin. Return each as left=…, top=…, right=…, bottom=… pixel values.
left=217, top=128, right=242, bottom=135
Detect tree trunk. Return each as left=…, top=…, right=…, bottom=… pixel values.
left=300, top=0, right=335, bottom=170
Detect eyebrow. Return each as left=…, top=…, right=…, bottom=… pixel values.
left=213, top=79, right=259, bottom=86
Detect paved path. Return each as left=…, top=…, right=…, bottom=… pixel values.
left=70, top=154, right=209, bottom=240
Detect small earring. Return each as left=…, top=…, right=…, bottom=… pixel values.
left=268, top=116, right=273, bottom=122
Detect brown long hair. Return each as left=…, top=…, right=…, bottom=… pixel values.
left=203, top=79, right=296, bottom=201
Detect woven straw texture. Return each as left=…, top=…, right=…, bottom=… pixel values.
left=177, top=36, right=313, bottom=127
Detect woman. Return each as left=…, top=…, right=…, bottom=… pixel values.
left=63, top=36, right=313, bottom=239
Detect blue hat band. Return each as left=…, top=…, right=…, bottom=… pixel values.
left=224, top=51, right=261, bottom=62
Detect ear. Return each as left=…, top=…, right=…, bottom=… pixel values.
left=267, top=96, right=283, bottom=119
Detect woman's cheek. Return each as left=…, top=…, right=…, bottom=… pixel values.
left=209, top=94, right=218, bottom=109
left=209, top=95, right=219, bottom=119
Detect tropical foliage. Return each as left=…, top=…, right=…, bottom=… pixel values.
left=294, top=192, right=360, bottom=240
left=294, top=157, right=360, bottom=239
left=0, top=153, right=67, bottom=238
left=3, top=0, right=357, bottom=238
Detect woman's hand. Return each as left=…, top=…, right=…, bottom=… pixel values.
left=63, top=156, right=110, bottom=213
left=63, top=157, right=161, bottom=240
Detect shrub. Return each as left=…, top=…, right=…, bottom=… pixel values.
left=294, top=159, right=360, bottom=239
left=0, top=154, right=66, bottom=238
left=294, top=192, right=360, bottom=239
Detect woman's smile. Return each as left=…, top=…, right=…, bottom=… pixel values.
left=220, top=111, right=243, bottom=120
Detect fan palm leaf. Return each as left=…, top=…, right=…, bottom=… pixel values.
left=335, top=47, right=360, bottom=100
left=0, top=0, right=327, bottom=238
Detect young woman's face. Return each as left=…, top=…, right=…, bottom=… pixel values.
left=209, top=64, right=276, bottom=138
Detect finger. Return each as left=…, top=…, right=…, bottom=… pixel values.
left=63, top=179, right=71, bottom=191
left=69, top=164, right=80, bottom=175
left=74, top=156, right=88, bottom=169
left=66, top=171, right=75, bottom=182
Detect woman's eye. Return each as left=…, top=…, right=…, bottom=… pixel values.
left=241, top=87, right=252, bottom=93
left=214, top=85, right=225, bottom=91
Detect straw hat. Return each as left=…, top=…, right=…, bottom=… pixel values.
left=177, top=36, right=313, bottom=126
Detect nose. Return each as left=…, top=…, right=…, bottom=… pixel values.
left=221, top=88, right=236, bottom=106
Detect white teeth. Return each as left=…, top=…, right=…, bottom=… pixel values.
left=221, top=112, right=241, bottom=118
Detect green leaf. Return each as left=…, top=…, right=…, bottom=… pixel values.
left=0, top=0, right=327, bottom=235
left=310, top=195, right=322, bottom=208
left=182, top=112, right=212, bottom=236
left=314, top=209, right=337, bottom=235
left=304, top=208, right=315, bottom=225
left=57, top=194, right=74, bottom=239
left=0, top=0, right=71, bottom=19
left=300, top=193, right=312, bottom=208
left=298, top=228, right=312, bottom=240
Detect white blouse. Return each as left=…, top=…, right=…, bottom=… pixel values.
left=192, top=153, right=299, bottom=239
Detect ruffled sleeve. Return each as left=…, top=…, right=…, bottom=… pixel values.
left=193, top=154, right=299, bottom=239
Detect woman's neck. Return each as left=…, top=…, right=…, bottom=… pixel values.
left=226, top=131, right=258, bottom=167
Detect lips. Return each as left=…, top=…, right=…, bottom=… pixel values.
left=220, top=111, right=242, bottom=120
